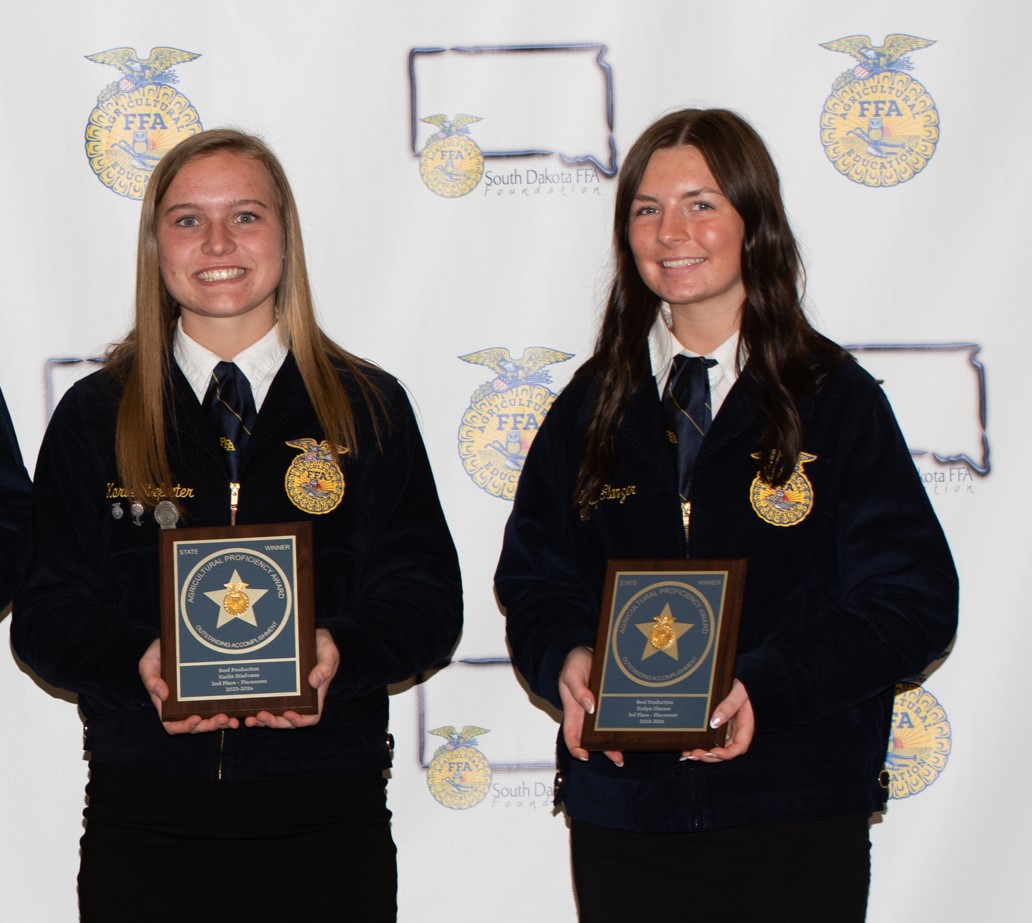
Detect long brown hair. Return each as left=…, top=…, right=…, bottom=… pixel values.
left=574, top=108, right=845, bottom=507
left=108, top=128, right=385, bottom=506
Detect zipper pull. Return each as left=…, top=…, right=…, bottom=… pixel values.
left=681, top=499, right=691, bottom=552
left=230, top=481, right=240, bottom=526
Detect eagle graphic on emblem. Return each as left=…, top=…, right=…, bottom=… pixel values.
left=429, top=725, right=490, bottom=749
left=420, top=113, right=482, bottom=136
left=86, top=47, right=201, bottom=101
left=820, top=34, right=935, bottom=88
left=460, top=347, right=574, bottom=402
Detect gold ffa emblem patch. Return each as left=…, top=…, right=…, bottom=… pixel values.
left=749, top=452, right=816, bottom=527
left=284, top=438, right=346, bottom=515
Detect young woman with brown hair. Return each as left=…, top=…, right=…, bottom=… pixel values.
left=496, top=109, right=956, bottom=921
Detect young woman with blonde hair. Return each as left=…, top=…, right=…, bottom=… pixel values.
left=15, top=128, right=461, bottom=922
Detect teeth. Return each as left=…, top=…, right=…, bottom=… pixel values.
left=197, top=268, right=245, bottom=282
left=662, top=258, right=705, bottom=268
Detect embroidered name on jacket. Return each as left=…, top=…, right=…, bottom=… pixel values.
left=106, top=482, right=196, bottom=500
left=579, top=483, right=638, bottom=520
left=749, top=453, right=816, bottom=527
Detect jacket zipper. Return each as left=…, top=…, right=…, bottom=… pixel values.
left=217, top=729, right=225, bottom=780
left=681, top=499, right=691, bottom=553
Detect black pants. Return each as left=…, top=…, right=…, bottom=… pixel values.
left=79, top=763, right=397, bottom=922
left=571, top=814, right=871, bottom=922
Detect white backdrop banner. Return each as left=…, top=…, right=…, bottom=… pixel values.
left=0, top=2, right=1023, bottom=920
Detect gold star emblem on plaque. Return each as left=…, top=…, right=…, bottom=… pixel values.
left=204, top=569, right=269, bottom=628
left=636, top=604, right=693, bottom=660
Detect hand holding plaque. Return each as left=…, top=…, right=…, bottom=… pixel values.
left=581, top=559, right=746, bottom=751
left=158, top=522, right=317, bottom=721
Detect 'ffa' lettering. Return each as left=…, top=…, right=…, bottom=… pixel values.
left=856, top=100, right=904, bottom=118
left=494, top=413, right=541, bottom=431
left=121, top=112, right=170, bottom=131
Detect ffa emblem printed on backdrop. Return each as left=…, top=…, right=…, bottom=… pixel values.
left=419, top=114, right=485, bottom=198
left=426, top=725, right=491, bottom=810
left=749, top=452, right=815, bottom=526
left=457, top=347, right=573, bottom=500
left=85, top=46, right=204, bottom=199
left=819, top=34, right=939, bottom=186
left=883, top=683, right=951, bottom=799
left=284, top=439, right=346, bottom=515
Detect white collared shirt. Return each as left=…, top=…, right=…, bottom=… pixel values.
left=173, top=319, right=289, bottom=410
left=648, top=308, right=741, bottom=419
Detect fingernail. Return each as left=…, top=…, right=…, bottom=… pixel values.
left=581, top=698, right=595, bottom=715
left=680, top=754, right=700, bottom=762
left=578, top=755, right=589, bottom=762
left=709, top=715, right=721, bottom=728
left=614, top=761, right=624, bottom=768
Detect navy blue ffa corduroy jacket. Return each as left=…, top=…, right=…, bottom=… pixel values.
left=496, top=356, right=957, bottom=833
left=13, top=354, right=462, bottom=781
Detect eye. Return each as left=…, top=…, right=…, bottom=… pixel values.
left=174, top=215, right=200, bottom=228
left=689, top=200, right=715, bottom=212
left=633, top=204, right=658, bottom=217
left=236, top=211, right=260, bottom=224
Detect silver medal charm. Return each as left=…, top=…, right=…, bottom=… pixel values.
left=154, top=500, right=180, bottom=530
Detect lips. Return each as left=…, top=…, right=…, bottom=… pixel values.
left=661, top=257, right=705, bottom=269
left=196, top=267, right=247, bottom=282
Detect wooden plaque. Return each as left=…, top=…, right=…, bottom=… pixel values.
left=581, top=559, right=746, bottom=751
left=159, top=522, right=317, bottom=721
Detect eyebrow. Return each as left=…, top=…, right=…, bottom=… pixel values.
left=162, top=198, right=270, bottom=215
left=634, top=187, right=721, bottom=202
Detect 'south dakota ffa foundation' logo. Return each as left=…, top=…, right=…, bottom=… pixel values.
left=284, top=438, right=346, bottom=515
left=883, top=683, right=952, bottom=799
left=426, top=725, right=492, bottom=810
left=418, top=114, right=485, bottom=198
left=820, top=34, right=939, bottom=187
left=85, top=47, right=203, bottom=199
left=458, top=347, right=573, bottom=500
left=749, top=452, right=816, bottom=527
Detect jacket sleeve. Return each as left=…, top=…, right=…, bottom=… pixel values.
left=734, top=380, right=959, bottom=732
left=0, top=387, right=31, bottom=610
left=316, top=383, right=463, bottom=700
left=495, top=393, right=597, bottom=710
left=11, top=382, right=158, bottom=705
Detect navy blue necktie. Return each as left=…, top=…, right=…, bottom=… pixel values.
left=203, top=361, right=257, bottom=481
left=663, top=354, right=717, bottom=499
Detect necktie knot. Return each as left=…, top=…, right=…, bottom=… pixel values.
left=664, top=354, right=717, bottom=498
left=203, top=361, right=257, bottom=480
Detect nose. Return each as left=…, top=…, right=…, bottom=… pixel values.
left=657, top=208, right=689, bottom=247
left=202, top=221, right=236, bottom=256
